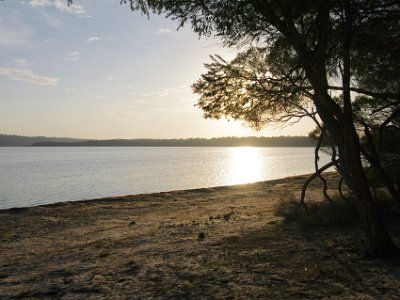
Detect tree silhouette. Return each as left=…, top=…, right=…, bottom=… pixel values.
left=80, top=0, right=400, bottom=257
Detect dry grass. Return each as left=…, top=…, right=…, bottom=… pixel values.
left=274, top=193, right=359, bottom=228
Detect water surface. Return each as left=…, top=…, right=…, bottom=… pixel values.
left=0, top=147, right=330, bottom=209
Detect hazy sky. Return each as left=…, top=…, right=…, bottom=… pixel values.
left=0, top=0, right=315, bottom=139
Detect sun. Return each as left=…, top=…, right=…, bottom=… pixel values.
left=226, top=147, right=263, bottom=185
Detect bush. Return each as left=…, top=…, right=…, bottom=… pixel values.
left=274, top=193, right=359, bottom=228
left=373, top=188, right=400, bottom=223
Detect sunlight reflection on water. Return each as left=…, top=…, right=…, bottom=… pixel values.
left=0, top=147, right=331, bottom=209
left=227, top=147, right=264, bottom=185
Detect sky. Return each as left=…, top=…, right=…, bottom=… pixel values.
left=0, top=0, right=315, bottom=139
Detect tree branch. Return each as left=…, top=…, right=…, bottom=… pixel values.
left=298, top=159, right=337, bottom=214
left=328, top=86, right=400, bottom=100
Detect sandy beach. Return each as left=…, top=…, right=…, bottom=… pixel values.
left=1, top=172, right=399, bottom=299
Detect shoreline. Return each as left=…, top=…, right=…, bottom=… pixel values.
left=1, top=172, right=399, bottom=299
left=1, top=173, right=319, bottom=213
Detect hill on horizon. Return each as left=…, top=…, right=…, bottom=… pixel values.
left=0, top=134, right=315, bottom=147
left=0, top=134, right=89, bottom=147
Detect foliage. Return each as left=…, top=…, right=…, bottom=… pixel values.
left=274, top=194, right=359, bottom=229
left=193, top=47, right=315, bottom=130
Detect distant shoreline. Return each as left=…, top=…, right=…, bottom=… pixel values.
left=0, top=134, right=315, bottom=147
left=31, top=143, right=315, bottom=147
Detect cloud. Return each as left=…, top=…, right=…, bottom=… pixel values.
left=65, top=51, right=81, bottom=61
left=64, top=87, right=77, bottom=92
left=141, top=85, right=188, bottom=97
left=0, top=27, right=33, bottom=47
left=95, top=95, right=106, bottom=99
left=39, top=10, right=63, bottom=27
left=142, top=88, right=171, bottom=97
left=86, top=36, right=112, bottom=43
left=0, top=67, right=58, bottom=86
left=86, top=36, right=100, bottom=43
left=128, top=91, right=138, bottom=96
left=54, top=0, right=85, bottom=15
left=152, top=106, right=195, bottom=113
left=156, top=28, right=172, bottom=34
left=0, top=9, right=34, bottom=48
left=29, top=0, right=52, bottom=7
left=29, top=0, right=88, bottom=16
left=44, top=38, right=55, bottom=43
left=14, top=59, right=28, bottom=67
left=102, top=105, right=148, bottom=120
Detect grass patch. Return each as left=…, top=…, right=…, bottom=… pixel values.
left=276, top=188, right=400, bottom=229
left=98, top=250, right=111, bottom=258
left=274, top=193, right=359, bottom=228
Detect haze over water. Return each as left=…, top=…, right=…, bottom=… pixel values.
left=0, top=147, right=330, bottom=210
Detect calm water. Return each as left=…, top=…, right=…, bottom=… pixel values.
left=0, top=147, right=330, bottom=210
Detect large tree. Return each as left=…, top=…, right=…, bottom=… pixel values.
left=120, top=0, right=400, bottom=257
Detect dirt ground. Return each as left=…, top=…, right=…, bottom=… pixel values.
left=1, top=172, right=399, bottom=299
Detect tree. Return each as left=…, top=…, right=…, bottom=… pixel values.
left=119, top=0, right=400, bottom=257
left=193, top=48, right=318, bottom=130
left=350, top=3, right=400, bottom=203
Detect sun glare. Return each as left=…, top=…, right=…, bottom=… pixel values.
left=226, top=147, right=263, bottom=185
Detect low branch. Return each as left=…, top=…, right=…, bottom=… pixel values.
left=314, top=129, right=334, bottom=211
left=328, top=86, right=400, bottom=100
left=372, top=101, right=399, bottom=114
left=301, top=85, right=400, bottom=100
left=298, top=160, right=337, bottom=214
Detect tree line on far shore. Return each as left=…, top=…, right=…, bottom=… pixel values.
left=0, top=134, right=86, bottom=147
left=32, top=136, right=314, bottom=147
left=0, top=134, right=315, bottom=147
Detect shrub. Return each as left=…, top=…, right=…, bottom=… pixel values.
left=274, top=193, right=359, bottom=228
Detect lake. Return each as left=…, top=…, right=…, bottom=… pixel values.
left=0, top=147, right=330, bottom=210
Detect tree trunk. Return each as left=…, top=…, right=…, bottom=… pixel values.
left=337, top=120, right=399, bottom=257
left=260, top=0, right=400, bottom=257
left=307, top=84, right=399, bottom=257
left=336, top=0, right=398, bottom=257
left=363, top=126, right=400, bottom=203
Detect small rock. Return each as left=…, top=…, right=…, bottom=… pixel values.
left=198, top=232, right=205, bottom=240
left=128, top=220, right=136, bottom=227
left=223, top=212, right=233, bottom=221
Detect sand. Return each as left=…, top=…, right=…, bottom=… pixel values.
left=0, top=172, right=399, bottom=299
